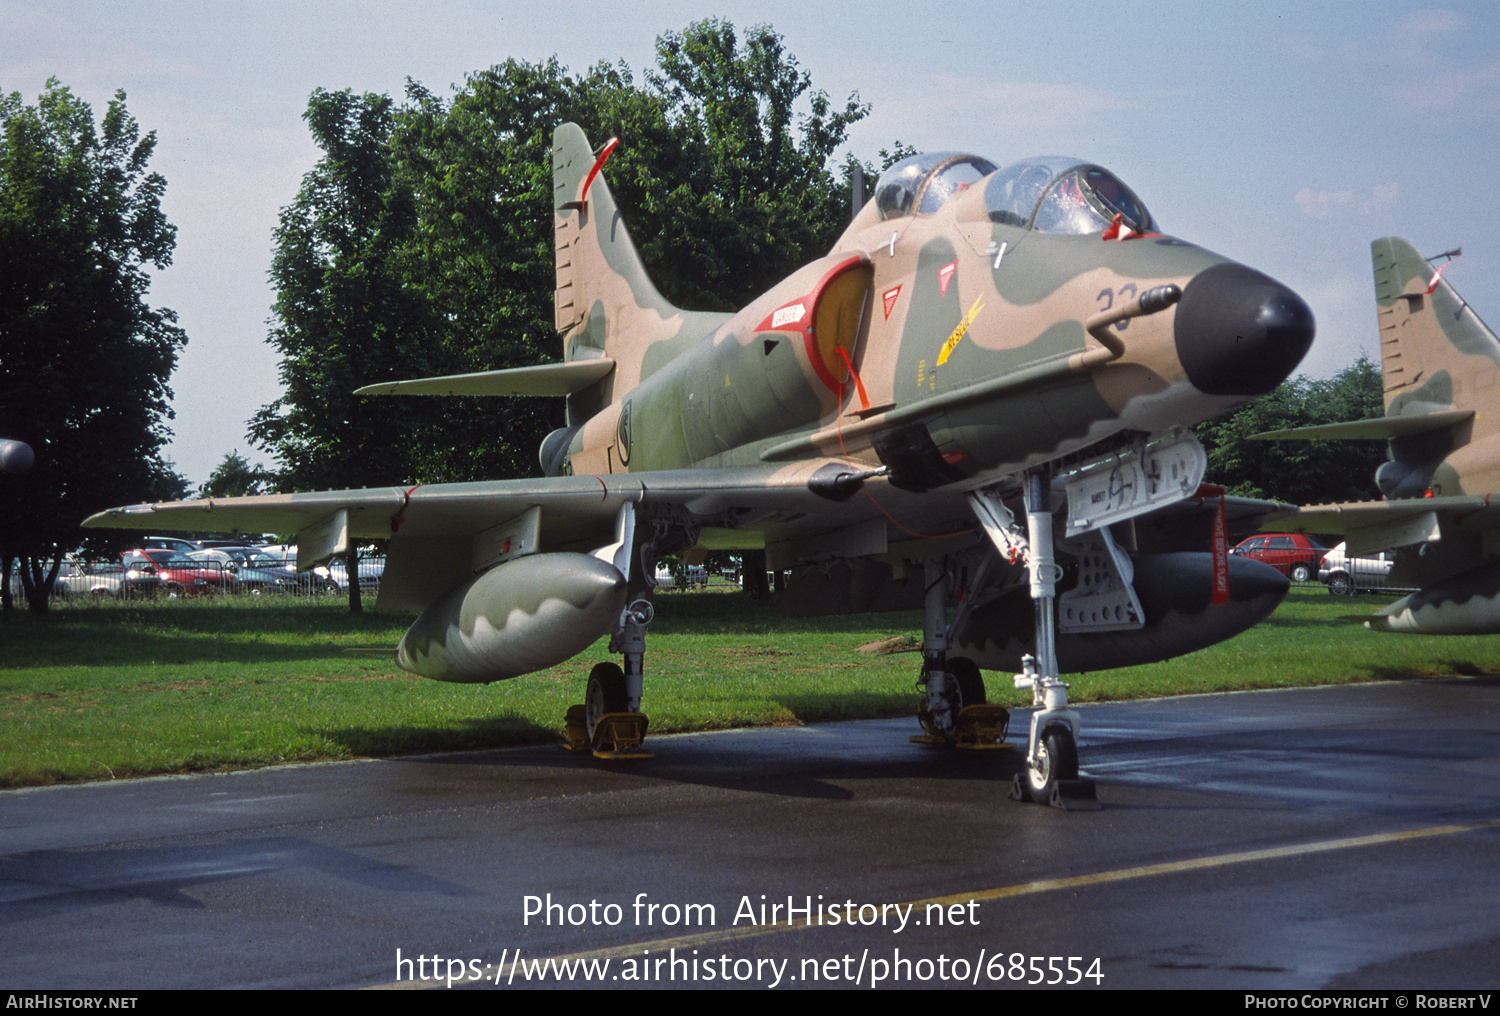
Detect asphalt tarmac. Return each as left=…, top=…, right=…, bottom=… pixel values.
left=4, top=678, right=1499, bottom=990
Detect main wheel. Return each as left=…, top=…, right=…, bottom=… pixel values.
left=585, top=662, right=628, bottom=740
left=946, top=656, right=986, bottom=712
left=1025, top=724, right=1079, bottom=803
left=1291, top=563, right=1312, bottom=583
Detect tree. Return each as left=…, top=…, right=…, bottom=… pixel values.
left=389, top=59, right=600, bottom=483
left=250, top=89, right=441, bottom=494
left=252, top=24, right=870, bottom=607
left=250, top=89, right=450, bottom=611
left=641, top=19, right=868, bottom=310
left=383, top=30, right=869, bottom=476
left=1195, top=356, right=1387, bottom=505
left=0, top=81, right=187, bottom=612
left=198, top=450, right=275, bottom=499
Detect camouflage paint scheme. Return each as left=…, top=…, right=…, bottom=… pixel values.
left=86, top=124, right=1314, bottom=693
left=1264, top=237, right=1500, bottom=633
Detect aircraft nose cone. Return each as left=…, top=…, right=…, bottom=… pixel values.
left=1174, top=263, right=1314, bottom=395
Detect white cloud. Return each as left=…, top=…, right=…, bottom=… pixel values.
left=1399, top=8, right=1465, bottom=37
left=1294, top=183, right=1398, bottom=220
left=861, top=72, right=1140, bottom=146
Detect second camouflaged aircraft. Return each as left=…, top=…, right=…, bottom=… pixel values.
left=1263, top=237, right=1500, bottom=635
left=87, top=125, right=1314, bottom=803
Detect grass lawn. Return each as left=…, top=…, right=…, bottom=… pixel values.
left=2, top=585, right=1495, bottom=787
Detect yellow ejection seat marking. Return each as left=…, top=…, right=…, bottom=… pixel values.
left=367, top=819, right=1497, bottom=988
left=936, top=297, right=984, bottom=366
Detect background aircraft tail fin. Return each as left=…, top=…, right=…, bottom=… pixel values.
left=1373, top=237, right=1500, bottom=426
left=552, top=123, right=676, bottom=366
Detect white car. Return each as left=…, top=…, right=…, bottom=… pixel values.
left=1319, top=542, right=1395, bottom=595
left=652, top=562, right=707, bottom=589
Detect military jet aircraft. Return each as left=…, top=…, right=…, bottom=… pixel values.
left=86, top=125, right=1313, bottom=803
left=1261, top=237, right=1500, bottom=634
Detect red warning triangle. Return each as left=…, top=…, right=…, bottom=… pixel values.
left=938, top=261, right=957, bottom=296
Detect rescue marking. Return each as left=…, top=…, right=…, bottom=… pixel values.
left=936, top=297, right=985, bottom=366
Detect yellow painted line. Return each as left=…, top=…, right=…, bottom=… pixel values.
left=921, top=819, right=1498, bottom=908
left=369, top=819, right=1496, bottom=988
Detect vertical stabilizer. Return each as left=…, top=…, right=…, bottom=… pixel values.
left=552, top=124, right=676, bottom=364
left=1373, top=237, right=1500, bottom=424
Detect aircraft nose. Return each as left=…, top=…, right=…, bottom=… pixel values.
left=1173, top=263, right=1314, bottom=395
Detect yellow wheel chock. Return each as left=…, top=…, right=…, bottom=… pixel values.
left=911, top=702, right=1011, bottom=750
left=564, top=704, right=653, bottom=759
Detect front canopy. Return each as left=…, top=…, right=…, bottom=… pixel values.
left=983, top=156, right=1156, bottom=235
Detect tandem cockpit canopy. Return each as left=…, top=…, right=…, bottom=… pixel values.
left=874, top=152, right=1157, bottom=237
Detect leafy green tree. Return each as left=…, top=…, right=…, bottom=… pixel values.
left=389, top=59, right=597, bottom=482
left=252, top=24, right=871, bottom=606
left=1195, top=356, right=1387, bottom=505
left=198, top=450, right=275, bottom=499
left=0, top=81, right=186, bottom=612
left=256, top=23, right=869, bottom=473
left=641, top=19, right=868, bottom=310
left=250, top=89, right=441, bottom=493
left=381, top=27, right=868, bottom=476
left=250, top=88, right=453, bottom=611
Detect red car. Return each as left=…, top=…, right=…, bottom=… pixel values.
left=123, top=549, right=227, bottom=596
left=1230, top=533, right=1328, bottom=583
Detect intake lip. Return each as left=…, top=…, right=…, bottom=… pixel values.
left=1174, top=263, right=1315, bottom=396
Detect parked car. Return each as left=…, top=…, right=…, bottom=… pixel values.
left=141, top=536, right=202, bottom=555
left=6, top=565, right=72, bottom=600
left=68, top=559, right=162, bottom=599
left=1319, top=542, right=1396, bottom=595
left=323, top=555, right=383, bottom=593
left=188, top=548, right=299, bottom=595
left=652, top=561, right=707, bottom=589
left=1230, top=533, right=1329, bottom=583
left=123, top=549, right=225, bottom=596
left=256, top=548, right=367, bottom=595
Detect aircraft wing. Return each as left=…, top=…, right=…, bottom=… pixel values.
left=83, top=460, right=894, bottom=545
left=83, top=460, right=1281, bottom=611
left=1271, top=495, right=1500, bottom=557
left=352, top=359, right=615, bottom=397
left=82, top=458, right=960, bottom=610
left=1254, top=410, right=1473, bottom=443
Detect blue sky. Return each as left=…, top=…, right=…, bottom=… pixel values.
left=5, top=0, right=1499, bottom=485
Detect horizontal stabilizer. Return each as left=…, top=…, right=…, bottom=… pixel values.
left=1254, top=410, right=1472, bottom=442
left=355, top=359, right=615, bottom=398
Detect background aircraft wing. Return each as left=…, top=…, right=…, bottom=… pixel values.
left=1272, top=496, right=1500, bottom=556
left=1130, top=493, right=1295, bottom=553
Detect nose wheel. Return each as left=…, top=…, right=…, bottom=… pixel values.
left=1015, top=723, right=1079, bottom=804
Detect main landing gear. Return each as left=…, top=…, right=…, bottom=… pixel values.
left=912, top=558, right=1011, bottom=750
left=565, top=598, right=653, bottom=759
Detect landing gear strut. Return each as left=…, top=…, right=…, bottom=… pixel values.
left=1007, top=472, right=1097, bottom=809
left=912, top=558, right=1010, bottom=750
left=566, top=598, right=653, bottom=759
